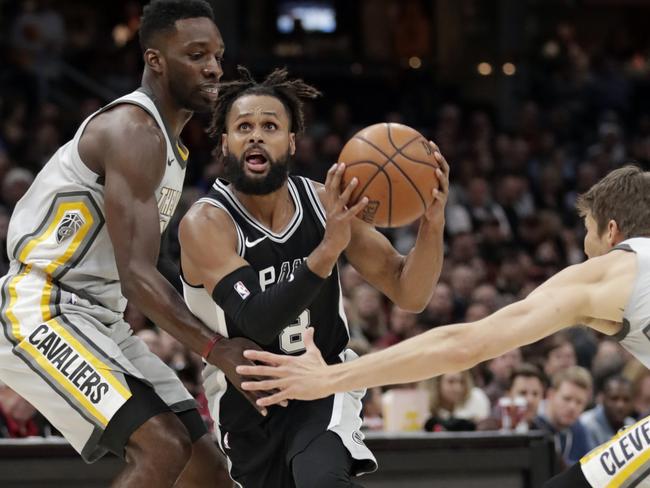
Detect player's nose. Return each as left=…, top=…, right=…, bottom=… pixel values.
left=203, top=57, right=222, bottom=82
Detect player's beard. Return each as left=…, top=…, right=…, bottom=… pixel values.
left=223, top=151, right=291, bottom=195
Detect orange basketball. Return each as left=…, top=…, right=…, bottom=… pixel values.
left=338, top=123, right=439, bottom=228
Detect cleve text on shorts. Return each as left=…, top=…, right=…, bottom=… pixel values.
left=600, top=420, right=650, bottom=476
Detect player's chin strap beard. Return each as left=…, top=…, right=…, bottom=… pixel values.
left=223, top=152, right=292, bottom=195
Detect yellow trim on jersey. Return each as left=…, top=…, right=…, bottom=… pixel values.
left=6, top=265, right=33, bottom=341
left=43, top=204, right=93, bottom=274
left=13, top=201, right=94, bottom=323
left=40, top=274, right=53, bottom=323
left=46, top=318, right=131, bottom=400
left=176, top=142, right=189, bottom=161
left=16, top=330, right=109, bottom=427
left=606, top=447, right=650, bottom=487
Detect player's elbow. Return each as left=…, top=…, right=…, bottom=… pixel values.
left=438, top=326, right=483, bottom=372
left=392, top=295, right=428, bottom=314
left=120, top=263, right=155, bottom=303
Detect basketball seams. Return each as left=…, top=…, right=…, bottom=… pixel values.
left=356, top=132, right=427, bottom=211
left=386, top=124, right=433, bottom=213
left=346, top=160, right=392, bottom=225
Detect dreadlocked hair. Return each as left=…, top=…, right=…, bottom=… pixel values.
left=208, top=66, right=322, bottom=154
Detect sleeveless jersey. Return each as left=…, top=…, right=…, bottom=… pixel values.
left=182, top=176, right=350, bottom=429
left=5, top=89, right=188, bottom=313
left=613, top=237, right=650, bottom=368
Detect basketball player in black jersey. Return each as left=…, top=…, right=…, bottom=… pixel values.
left=178, top=67, right=450, bottom=487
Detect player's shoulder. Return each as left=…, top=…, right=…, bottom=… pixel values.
left=83, top=103, right=165, bottom=156
left=179, top=199, right=237, bottom=242
left=562, top=248, right=636, bottom=285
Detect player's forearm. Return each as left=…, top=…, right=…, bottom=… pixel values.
left=123, top=267, right=217, bottom=353
left=324, top=323, right=474, bottom=393
left=393, top=219, right=445, bottom=311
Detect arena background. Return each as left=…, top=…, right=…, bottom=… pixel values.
left=2, top=0, right=650, bottom=486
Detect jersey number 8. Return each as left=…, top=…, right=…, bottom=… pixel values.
left=279, top=309, right=310, bottom=353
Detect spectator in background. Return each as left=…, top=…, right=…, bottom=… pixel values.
left=536, top=366, right=593, bottom=466
left=423, top=370, right=490, bottom=432
left=632, top=372, right=650, bottom=419
left=541, top=332, right=577, bottom=379
left=483, top=348, right=523, bottom=406
left=1, top=167, right=34, bottom=210
left=350, top=282, right=388, bottom=343
left=0, top=382, right=54, bottom=438
left=580, top=375, right=634, bottom=447
left=374, top=304, right=420, bottom=349
left=419, top=282, right=454, bottom=327
left=478, top=362, right=547, bottom=431
left=450, top=264, right=478, bottom=318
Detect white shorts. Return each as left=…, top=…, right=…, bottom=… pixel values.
left=0, top=268, right=195, bottom=462
left=580, top=414, right=650, bottom=487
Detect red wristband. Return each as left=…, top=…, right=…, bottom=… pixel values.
left=201, top=334, right=224, bottom=360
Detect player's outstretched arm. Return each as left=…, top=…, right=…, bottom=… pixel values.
left=341, top=142, right=449, bottom=312
left=97, top=108, right=270, bottom=415
left=238, top=254, right=630, bottom=405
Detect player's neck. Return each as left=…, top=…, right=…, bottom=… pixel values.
left=141, top=74, right=193, bottom=138
left=235, top=183, right=295, bottom=233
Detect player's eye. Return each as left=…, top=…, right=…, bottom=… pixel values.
left=264, top=122, right=277, bottom=130
left=238, top=122, right=251, bottom=131
left=190, top=52, right=204, bottom=60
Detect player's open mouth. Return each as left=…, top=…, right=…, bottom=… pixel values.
left=200, top=85, right=219, bottom=99
left=244, top=150, right=269, bottom=173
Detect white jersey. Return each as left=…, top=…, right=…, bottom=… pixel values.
left=5, top=89, right=187, bottom=313
left=613, top=237, right=650, bottom=368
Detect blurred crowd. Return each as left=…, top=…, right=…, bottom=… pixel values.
left=4, top=0, right=650, bottom=472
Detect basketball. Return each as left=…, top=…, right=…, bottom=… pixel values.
left=338, top=123, right=439, bottom=228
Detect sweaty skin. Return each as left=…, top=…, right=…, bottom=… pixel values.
left=237, top=213, right=635, bottom=406
left=77, top=17, right=269, bottom=416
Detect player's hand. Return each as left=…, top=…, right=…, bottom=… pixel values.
left=236, top=328, right=332, bottom=406
left=321, top=162, right=369, bottom=255
left=422, top=142, right=449, bottom=228
left=207, top=336, right=284, bottom=416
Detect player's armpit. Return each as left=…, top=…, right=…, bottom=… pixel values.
left=178, top=203, right=249, bottom=291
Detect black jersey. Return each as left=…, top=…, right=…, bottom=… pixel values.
left=182, top=175, right=350, bottom=429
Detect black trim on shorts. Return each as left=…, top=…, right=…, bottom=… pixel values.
left=177, top=408, right=208, bottom=443
left=543, top=463, right=590, bottom=488
left=98, top=375, right=172, bottom=459
left=98, top=376, right=207, bottom=459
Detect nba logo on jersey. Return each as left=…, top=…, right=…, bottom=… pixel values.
left=56, top=211, right=86, bottom=244
left=234, top=281, right=250, bottom=299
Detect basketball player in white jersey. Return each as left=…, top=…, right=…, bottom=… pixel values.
left=0, top=1, right=265, bottom=486
left=240, top=165, right=650, bottom=487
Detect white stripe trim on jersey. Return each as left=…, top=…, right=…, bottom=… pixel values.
left=336, top=266, right=350, bottom=336
left=196, top=197, right=245, bottom=257
left=211, top=179, right=303, bottom=243
left=327, top=391, right=345, bottom=430
left=300, top=176, right=327, bottom=229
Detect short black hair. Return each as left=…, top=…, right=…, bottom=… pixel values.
left=208, top=66, right=322, bottom=154
left=139, top=0, right=215, bottom=53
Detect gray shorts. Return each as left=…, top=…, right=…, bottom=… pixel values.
left=0, top=271, right=195, bottom=462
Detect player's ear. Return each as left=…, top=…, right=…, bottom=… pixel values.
left=289, top=133, right=296, bottom=156
left=144, top=48, right=164, bottom=74
left=606, top=219, right=623, bottom=246
left=221, top=134, right=229, bottom=157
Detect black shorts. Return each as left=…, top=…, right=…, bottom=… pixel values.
left=219, top=395, right=375, bottom=487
